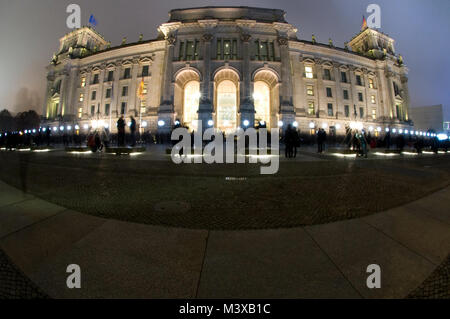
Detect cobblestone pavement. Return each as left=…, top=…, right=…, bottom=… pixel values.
left=0, top=249, right=49, bottom=299
left=407, top=254, right=450, bottom=299
left=0, top=148, right=449, bottom=230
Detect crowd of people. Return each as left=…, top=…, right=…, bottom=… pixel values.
left=1, top=119, right=448, bottom=157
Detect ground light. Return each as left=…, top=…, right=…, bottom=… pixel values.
left=278, top=121, right=283, bottom=127
left=293, top=121, right=299, bottom=128
left=158, top=120, right=165, bottom=127
left=208, top=120, right=214, bottom=127
left=374, top=152, right=399, bottom=157
left=309, top=122, right=315, bottom=129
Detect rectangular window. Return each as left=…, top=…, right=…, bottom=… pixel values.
left=327, top=103, right=334, bottom=116
left=122, top=86, right=128, bottom=97
left=121, top=102, right=126, bottom=115
left=359, top=107, right=364, bottom=119
left=106, top=88, right=112, bottom=99
left=358, top=92, right=364, bottom=102
left=140, top=99, right=146, bottom=114
left=142, top=65, right=149, bottom=77
left=180, top=41, right=185, bottom=60
left=105, top=104, right=110, bottom=116
left=393, top=82, right=400, bottom=96
left=92, top=74, right=99, bottom=84
left=186, top=41, right=195, bottom=60
left=91, top=91, right=96, bottom=100
left=259, top=41, right=269, bottom=61
left=306, top=85, right=314, bottom=96
left=343, top=90, right=349, bottom=100
left=90, top=105, right=95, bottom=116
left=124, top=68, right=131, bottom=79
left=78, top=107, right=83, bottom=119
left=223, top=40, right=232, bottom=60
left=326, top=87, right=333, bottom=98
left=369, top=78, right=375, bottom=89
left=107, top=71, right=114, bottom=82
left=372, top=109, right=377, bottom=120
left=79, top=93, right=84, bottom=102
left=143, top=83, right=148, bottom=95
left=341, top=72, right=347, bottom=83
left=305, top=66, right=313, bottom=79
left=370, top=95, right=376, bottom=104
left=81, top=77, right=86, bottom=87
left=344, top=105, right=350, bottom=117
left=323, top=69, right=331, bottom=81
left=308, top=101, right=315, bottom=115
left=356, top=75, right=362, bottom=86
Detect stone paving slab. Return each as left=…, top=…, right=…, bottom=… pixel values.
left=197, top=228, right=361, bottom=298
left=362, top=206, right=450, bottom=265
left=402, top=191, right=450, bottom=225
left=0, top=182, right=32, bottom=207
left=0, top=198, right=65, bottom=239
left=0, top=210, right=106, bottom=275
left=28, top=220, right=208, bottom=299
left=304, top=219, right=436, bottom=298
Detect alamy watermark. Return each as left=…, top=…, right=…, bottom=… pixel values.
left=171, top=121, right=279, bottom=175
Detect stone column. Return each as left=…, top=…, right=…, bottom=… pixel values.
left=386, top=71, right=396, bottom=120
left=198, top=33, right=214, bottom=129
left=375, top=66, right=389, bottom=120
left=333, top=63, right=342, bottom=118
left=278, top=36, right=295, bottom=125
left=348, top=66, right=358, bottom=120
left=362, top=69, right=370, bottom=122
left=112, top=63, right=121, bottom=118
left=129, top=58, right=140, bottom=117
left=158, top=35, right=176, bottom=132
left=316, top=61, right=325, bottom=118
left=238, top=33, right=255, bottom=127
left=43, top=73, right=54, bottom=119
left=400, top=75, right=411, bottom=122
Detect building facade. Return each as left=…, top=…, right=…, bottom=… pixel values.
left=43, top=6, right=413, bottom=135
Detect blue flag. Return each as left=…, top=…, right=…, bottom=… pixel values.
left=89, top=14, right=98, bottom=26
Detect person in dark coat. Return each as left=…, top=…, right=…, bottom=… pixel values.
left=129, top=116, right=137, bottom=146
left=117, top=116, right=126, bottom=146
left=317, top=128, right=327, bottom=153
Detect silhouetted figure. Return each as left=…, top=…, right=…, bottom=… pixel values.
left=317, top=128, right=327, bottom=153
left=129, top=116, right=137, bottom=146
left=284, top=124, right=294, bottom=158
left=117, top=116, right=126, bottom=146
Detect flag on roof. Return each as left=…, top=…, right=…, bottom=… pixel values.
left=89, top=14, right=98, bottom=27
left=361, top=16, right=368, bottom=31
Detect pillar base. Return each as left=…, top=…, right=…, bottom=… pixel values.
left=239, top=98, right=255, bottom=128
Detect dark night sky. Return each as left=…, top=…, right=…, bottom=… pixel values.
left=0, top=0, right=449, bottom=119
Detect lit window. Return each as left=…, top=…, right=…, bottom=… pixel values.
left=143, top=83, right=148, bottom=95
left=254, top=81, right=271, bottom=127
left=372, top=109, right=377, bottom=120
left=371, top=95, right=376, bottom=104
left=81, top=77, right=86, bottom=87
left=79, top=93, right=84, bottom=102
left=184, top=81, right=200, bottom=130
left=306, top=85, right=314, bottom=96
left=305, top=66, right=313, bottom=79
left=369, top=78, right=375, bottom=89
left=78, top=107, right=83, bottom=118
left=308, top=101, right=315, bottom=115
left=140, top=99, right=146, bottom=114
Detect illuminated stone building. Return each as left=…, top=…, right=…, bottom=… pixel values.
left=43, top=6, right=413, bottom=135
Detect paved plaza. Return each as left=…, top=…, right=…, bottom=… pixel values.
left=0, top=146, right=449, bottom=298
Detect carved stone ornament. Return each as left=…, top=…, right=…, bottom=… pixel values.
left=202, top=34, right=213, bottom=42
left=240, top=33, right=252, bottom=43
left=166, top=35, right=176, bottom=45
left=277, top=36, right=288, bottom=46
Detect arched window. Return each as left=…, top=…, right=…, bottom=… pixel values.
left=253, top=81, right=271, bottom=127
left=217, top=80, right=237, bottom=133
left=183, top=81, right=200, bottom=131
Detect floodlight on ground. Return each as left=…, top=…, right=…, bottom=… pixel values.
left=399, top=129, right=403, bottom=134
left=385, top=127, right=390, bottom=132
left=208, top=120, right=215, bottom=127
left=75, top=125, right=80, bottom=130
left=309, top=122, right=315, bottom=129
left=158, top=120, right=165, bottom=127
left=437, top=133, right=448, bottom=141
left=376, top=127, right=382, bottom=132
left=60, top=126, right=64, bottom=131
left=278, top=121, right=284, bottom=127
left=83, top=124, right=89, bottom=130
left=293, top=121, right=299, bottom=128
left=392, top=128, right=397, bottom=133
left=141, top=121, right=148, bottom=128
left=322, top=123, right=328, bottom=129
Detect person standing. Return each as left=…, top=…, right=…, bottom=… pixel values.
left=129, top=116, right=137, bottom=146
left=117, top=116, right=126, bottom=146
